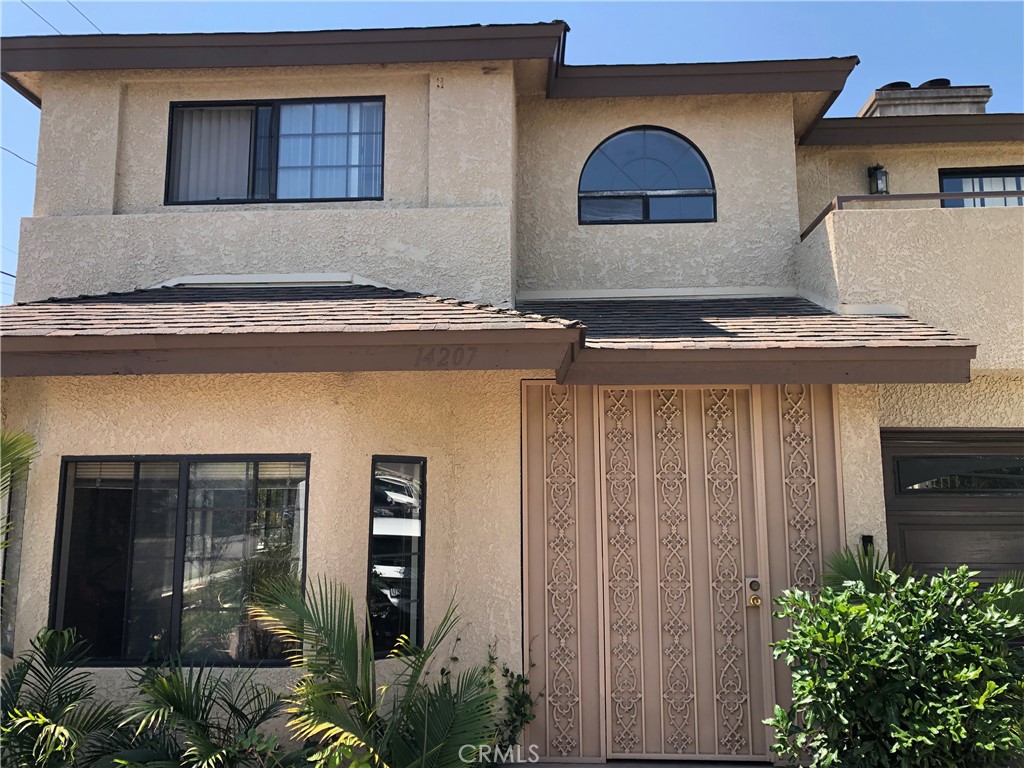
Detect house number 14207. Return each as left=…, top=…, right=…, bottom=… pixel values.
left=414, top=346, right=477, bottom=368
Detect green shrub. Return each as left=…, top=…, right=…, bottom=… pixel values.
left=768, top=566, right=1024, bottom=767
left=1, top=629, right=129, bottom=768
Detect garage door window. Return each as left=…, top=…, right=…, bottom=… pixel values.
left=896, top=455, right=1024, bottom=494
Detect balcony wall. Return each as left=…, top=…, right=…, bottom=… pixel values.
left=797, top=205, right=1024, bottom=371
left=17, top=206, right=512, bottom=304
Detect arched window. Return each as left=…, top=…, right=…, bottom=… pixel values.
left=578, top=126, right=716, bottom=224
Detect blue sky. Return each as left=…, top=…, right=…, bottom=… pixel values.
left=2, top=1, right=1022, bottom=303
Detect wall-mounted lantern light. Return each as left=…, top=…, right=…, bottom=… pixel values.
left=868, top=164, right=889, bottom=195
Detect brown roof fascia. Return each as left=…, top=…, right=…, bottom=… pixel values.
left=0, top=326, right=584, bottom=378
left=547, top=56, right=859, bottom=99
left=802, top=113, right=1024, bottom=146
left=564, top=344, right=974, bottom=385
left=1, top=22, right=567, bottom=85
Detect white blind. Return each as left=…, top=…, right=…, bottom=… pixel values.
left=170, top=107, right=253, bottom=202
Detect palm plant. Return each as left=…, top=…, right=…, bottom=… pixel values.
left=1, top=628, right=128, bottom=768
left=1, top=429, right=37, bottom=558
left=249, top=577, right=498, bottom=768
left=1, top=429, right=38, bottom=500
left=823, top=544, right=913, bottom=593
left=118, top=662, right=305, bottom=768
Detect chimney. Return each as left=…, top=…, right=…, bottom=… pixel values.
left=858, top=79, right=992, bottom=117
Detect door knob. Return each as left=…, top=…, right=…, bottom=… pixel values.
left=749, top=594, right=762, bottom=607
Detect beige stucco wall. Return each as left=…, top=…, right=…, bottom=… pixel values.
left=1, top=369, right=542, bottom=700
left=796, top=142, right=1024, bottom=231
left=515, top=92, right=801, bottom=294
left=22, top=62, right=519, bottom=305
left=17, top=206, right=512, bottom=303
left=835, top=384, right=888, bottom=555
left=796, top=207, right=1024, bottom=370
left=879, top=373, right=1024, bottom=428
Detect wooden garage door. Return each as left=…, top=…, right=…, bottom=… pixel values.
left=882, top=430, right=1024, bottom=583
left=523, top=384, right=845, bottom=762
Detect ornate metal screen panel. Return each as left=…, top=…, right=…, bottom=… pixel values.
left=598, top=388, right=768, bottom=759
left=523, top=384, right=605, bottom=760
left=523, top=384, right=844, bottom=763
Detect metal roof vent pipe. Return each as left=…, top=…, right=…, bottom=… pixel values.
left=857, top=79, right=992, bottom=117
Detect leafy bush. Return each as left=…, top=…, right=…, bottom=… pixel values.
left=1, top=629, right=129, bottom=768
left=118, top=662, right=307, bottom=767
left=768, top=566, right=1024, bottom=768
left=487, top=648, right=536, bottom=753
left=250, top=577, right=498, bottom=768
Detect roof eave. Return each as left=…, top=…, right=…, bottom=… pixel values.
left=801, top=113, right=1024, bottom=146
left=0, top=326, right=584, bottom=378
left=0, top=22, right=569, bottom=103
left=565, top=345, right=976, bottom=385
left=548, top=56, right=859, bottom=99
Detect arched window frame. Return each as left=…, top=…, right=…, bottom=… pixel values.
left=577, top=125, right=717, bottom=225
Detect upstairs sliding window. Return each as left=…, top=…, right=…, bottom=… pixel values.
left=167, top=98, right=384, bottom=204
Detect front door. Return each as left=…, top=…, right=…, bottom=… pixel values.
left=600, top=387, right=769, bottom=758
left=523, top=383, right=844, bottom=762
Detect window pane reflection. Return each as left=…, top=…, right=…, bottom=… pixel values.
left=368, top=458, right=425, bottom=656
left=182, top=461, right=305, bottom=663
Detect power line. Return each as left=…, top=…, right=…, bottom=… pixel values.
left=2, top=246, right=18, bottom=256
left=20, top=1, right=64, bottom=35
left=1, top=271, right=16, bottom=279
left=66, top=0, right=103, bottom=33
left=2, top=147, right=37, bottom=167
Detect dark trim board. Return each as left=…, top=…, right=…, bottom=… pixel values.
left=1, top=23, right=568, bottom=73
left=564, top=346, right=975, bottom=385
left=802, top=113, right=1024, bottom=146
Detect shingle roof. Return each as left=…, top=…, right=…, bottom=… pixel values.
left=1, top=284, right=582, bottom=337
left=516, top=296, right=974, bottom=350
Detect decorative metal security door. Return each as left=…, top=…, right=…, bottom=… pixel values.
left=523, top=383, right=844, bottom=763
left=600, top=388, right=769, bottom=759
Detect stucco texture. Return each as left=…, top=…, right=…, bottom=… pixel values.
left=23, top=63, right=518, bottom=305
left=835, top=384, right=888, bottom=555
left=17, top=206, right=513, bottom=304
left=797, top=207, right=1024, bottom=370
left=1, top=369, right=542, bottom=684
left=795, top=142, right=1024, bottom=231
left=880, top=373, right=1024, bottom=428
left=515, top=92, right=801, bottom=294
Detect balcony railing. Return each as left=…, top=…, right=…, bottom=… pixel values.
left=800, top=191, right=1023, bottom=241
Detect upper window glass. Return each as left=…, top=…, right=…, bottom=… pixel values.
left=895, top=455, right=1024, bottom=494
left=167, top=98, right=384, bottom=204
left=53, top=457, right=308, bottom=664
left=940, top=166, right=1023, bottom=208
left=578, top=127, right=715, bottom=224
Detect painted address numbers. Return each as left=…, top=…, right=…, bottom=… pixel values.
left=414, top=346, right=478, bottom=368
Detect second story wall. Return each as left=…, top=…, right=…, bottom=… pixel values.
left=796, top=142, right=1024, bottom=231
left=21, top=61, right=522, bottom=305
left=516, top=92, right=801, bottom=296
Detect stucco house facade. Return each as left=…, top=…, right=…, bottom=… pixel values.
left=1, top=21, right=1022, bottom=763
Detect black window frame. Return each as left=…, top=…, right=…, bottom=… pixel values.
left=938, top=165, right=1024, bottom=208
left=49, top=453, right=311, bottom=667
left=367, top=454, right=426, bottom=660
left=577, top=125, right=717, bottom=226
left=164, top=96, right=386, bottom=206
